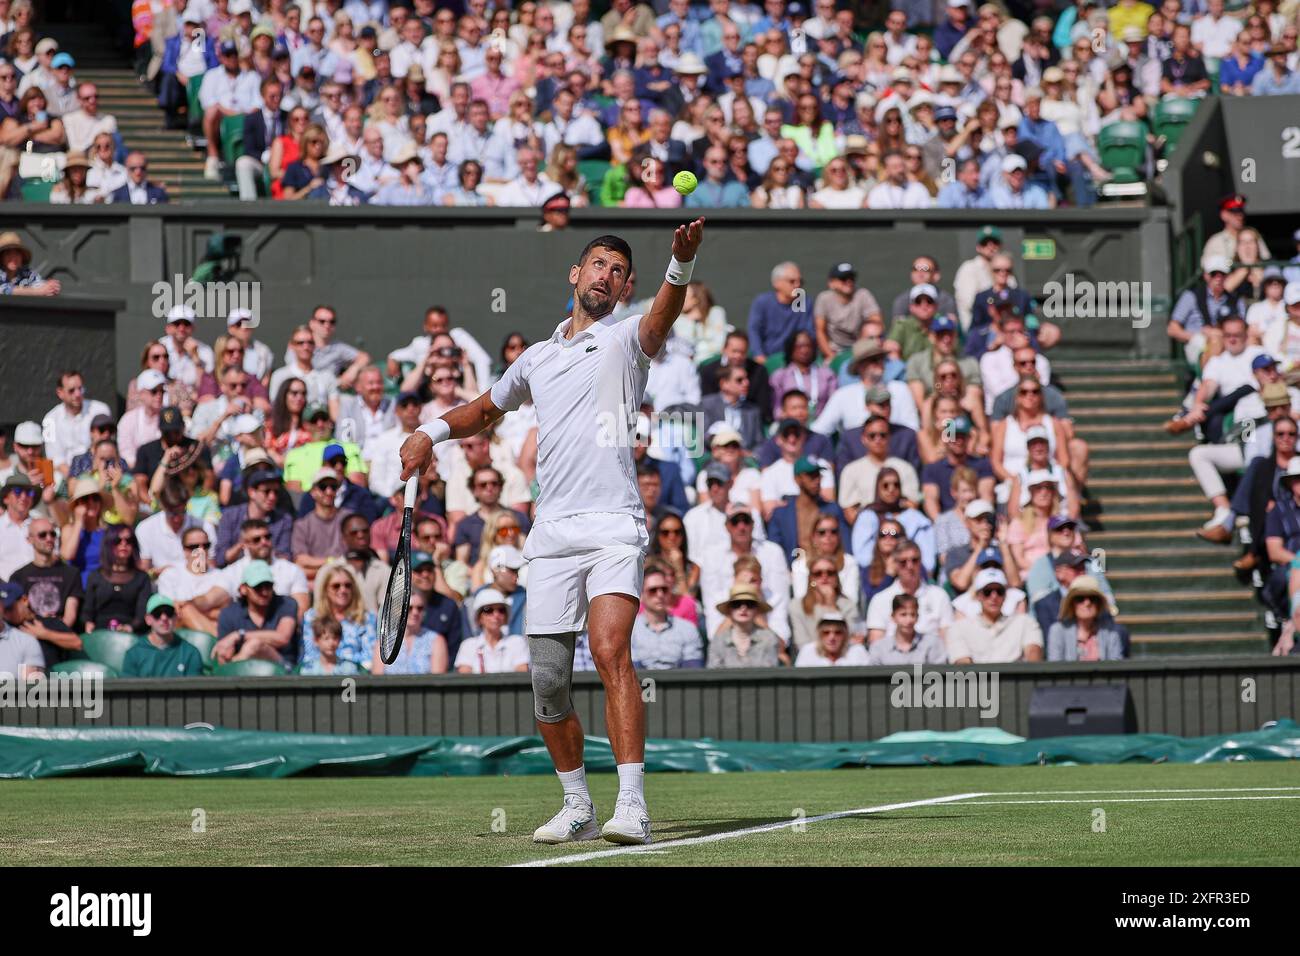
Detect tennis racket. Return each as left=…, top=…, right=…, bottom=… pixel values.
left=379, top=475, right=418, bottom=665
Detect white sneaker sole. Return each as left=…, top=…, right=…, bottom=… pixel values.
left=600, top=820, right=652, bottom=845
left=532, top=820, right=599, bottom=844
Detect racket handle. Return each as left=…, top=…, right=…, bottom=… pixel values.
left=403, top=475, right=419, bottom=510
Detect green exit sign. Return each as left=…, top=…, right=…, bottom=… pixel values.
left=1022, top=238, right=1056, bottom=260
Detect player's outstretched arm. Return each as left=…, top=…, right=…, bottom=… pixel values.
left=399, top=390, right=505, bottom=480
left=638, top=217, right=705, bottom=358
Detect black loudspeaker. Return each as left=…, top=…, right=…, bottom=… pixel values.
left=1028, top=685, right=1137, bottom=738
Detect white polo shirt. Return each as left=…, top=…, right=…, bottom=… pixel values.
left=482, top=313, right=651, bottom=525
left=219, top=555, right=310, bottom=600
left=794, top=642, right=871, bottom=667
left=41, top=399, right=112, bottom=469
left=866, top=581, right=954, bottom=640
left=946, top=612, right=1043, bottom=663
left=759, top=456, right=834, bottom=503
left=136, top=512, right=218, bottom=574
left=454, top=633, right=530, bottom=673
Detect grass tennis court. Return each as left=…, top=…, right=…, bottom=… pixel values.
left=2, top=762, right=1298, bottom=866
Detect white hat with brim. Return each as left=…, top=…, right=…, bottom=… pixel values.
left=673, top=53, right=708, bottom=75
left=973, top=568, right=1008, bottom=592
left=13, top=421, right=43, bottom=446
left=472, top=587, right=510, bottom=618
left=137, top=368, right=168, bottom=392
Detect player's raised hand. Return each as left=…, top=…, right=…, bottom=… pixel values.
left=399, top=431, right=433, bottom=481
left=673, top=217, right=705, bottom=262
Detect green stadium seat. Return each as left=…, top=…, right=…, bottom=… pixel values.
left=764, top=351, right=786, bottom=373
left=51, top=660, right=119, bottom=679
left=175, top=629, right=218, bottom=671
left=1154, top=97, right=1199, bottom=155
left=577, top=158, right=610, bottom=206
left=186, top=75, right=204, bottom=133
left=82, top=630, right=144, bottom=673
left=598, top=163, right=627, bottom=208
left=213, top=659, right=289, bottom=677
left=829, top=349, right=853, bottom=377
left=220, top=114, right=246, bottom=167
left=19, top=178, right=54, bottom=202
left=1097, top=121, right=1146, bottom=185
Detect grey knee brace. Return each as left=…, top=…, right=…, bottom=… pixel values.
left=529, top=633, right=577, bottom=723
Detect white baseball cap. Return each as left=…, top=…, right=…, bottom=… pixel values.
left=13, top=421, right=43, bottom=446
left=488, top=545, right=525, bottom=571
left=1285, top=281, right=1300, bottom=306
left=227, top=307, right=254, bottom=327
left=1001, top=154, right=1028, bottom=173
left=910, top=283, right=939, bottom=302
left=1026, top=468, right=1056, bottom=488
left=1025, top=424, right=1050, bottom=443
left=965, top=499, right=994, bottom=519
left=471, top=587, right=510, bottom=617
left=1202, top=254, right=1232, bottom=275
left=166, top=303, right=197, bottom=323
left=999, top=107, right=1022, bottom=129
left=973, top=568, right=1008, bottom=592
left=137, top=368, right=168, bottom=391
left=230, top=413, right=263, bottom=436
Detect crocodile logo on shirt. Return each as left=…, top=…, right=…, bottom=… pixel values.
left=586, top=345, right=598, bottom=352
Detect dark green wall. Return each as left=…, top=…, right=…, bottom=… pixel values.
left=0, top=204, right=1173, bottom=405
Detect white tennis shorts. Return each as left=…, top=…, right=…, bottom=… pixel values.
left=521, top=512, right=649, bottom=635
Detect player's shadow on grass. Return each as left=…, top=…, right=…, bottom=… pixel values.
left=655, top=813, right=966, bottom=839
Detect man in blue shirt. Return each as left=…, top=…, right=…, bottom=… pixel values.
left=934, top=0, right=972, bottom=60
left=937, top=156, right=987, bottom=209
left=747, top=260, right=814, bottom=361
left=685, top=144, right=751, bottom=208
left=982, top=154, right=1051, bottom=210
left=1251, top=47, right=1300, bottom=95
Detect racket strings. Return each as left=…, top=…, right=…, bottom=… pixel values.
left=380, top=559, right=409, bottom=661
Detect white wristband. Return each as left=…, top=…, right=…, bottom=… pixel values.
left=417, top=418, right=451, bottom=445
left=666, top=255, right=695, bottom=286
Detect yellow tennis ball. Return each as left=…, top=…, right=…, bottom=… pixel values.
left=673, top=170, right=698, bottom=195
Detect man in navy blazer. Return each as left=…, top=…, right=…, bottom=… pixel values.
left=700, top=362, right=766, bottom=452
left=766, top=459, right=852, bottom=564
left=236, top=78, right=288, bottom=199
left=704, top=23, right=745, bottom=94
left=109, top=151, right=169, bottom=204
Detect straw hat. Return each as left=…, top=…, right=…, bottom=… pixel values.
left=715, top=583, right=772, bottom=615
left=1059, top=574, right=1109, bottom=620
left=63, top=152, right=91, bottom=171
left=68, top=476, right=107, bottom=505
left=0, top=231, right=32, bottom=266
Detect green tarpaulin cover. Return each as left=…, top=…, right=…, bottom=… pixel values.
left=0, top=721, right=1296, bottom=779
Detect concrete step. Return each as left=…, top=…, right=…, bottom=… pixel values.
left=1121, top=609, right=1258, bottom=626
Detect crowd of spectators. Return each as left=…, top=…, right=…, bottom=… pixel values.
left=4, top=0, right=1299, bottom=206
left=0, top=220, right=1135, bottom=680
left=1166, top=195, right=1300, bottom=655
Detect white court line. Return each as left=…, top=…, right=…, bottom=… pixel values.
left=963, top=795, right=1300, bottom=806
left=978, top=787, right=1300, bottom=796
left=511, top=791, right=991, bottom=868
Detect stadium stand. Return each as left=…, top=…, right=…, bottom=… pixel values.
left=1, top=0, right=1297, bottom=683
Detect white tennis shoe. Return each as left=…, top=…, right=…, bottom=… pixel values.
left=532, top=794, right=599, bottom=844
left=600, top=796, right=652, bottom=845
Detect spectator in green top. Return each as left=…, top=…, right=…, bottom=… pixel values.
left=121, top=594, right=205, bottom=678
left=282, top=404, right=367, bottom=491
left=886, top=283, right=942, bottom=363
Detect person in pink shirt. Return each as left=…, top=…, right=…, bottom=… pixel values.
left=470, top=46, right=521, bottom=119
left=621, top=155, right=682, bottom=208
left=117, top=368, right=165, bottom=469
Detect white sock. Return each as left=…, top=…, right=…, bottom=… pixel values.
left=557, top=765, right=590, bottom=804
left=617, top=762, right=645, bottom=804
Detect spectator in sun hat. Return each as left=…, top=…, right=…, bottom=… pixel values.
left=455, top=587, right=529, bottom=674
left=708, top=583, right=783, bottom=669
left=813, top=338, right=921, bottom=437
left=1046, top=575, right=1127, bottom=661
left=0, top=231, right=59, bottom=296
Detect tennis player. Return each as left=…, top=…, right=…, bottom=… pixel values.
left=399, top=220, right=706, bottom=844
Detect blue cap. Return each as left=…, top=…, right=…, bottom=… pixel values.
left=219, top=39, right=239, bottom=55
left=976, top=546, right=1003, bottom=567
left=1048, top=514, right=1078, bottom=531
left=935, top=105, right=958, bottom=122
left=322, top=442, right=346, bottom=463
left=51, top=52, right=75, bottom=69
left=0, top=581, right=23, bottom=608
left=396, top=390, right=423, bottom=405
left=932, top=316, right=957, bottom=333
left=1252, top=353, right=1278, bottom=370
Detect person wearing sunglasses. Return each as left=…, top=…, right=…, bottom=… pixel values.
left=8, top=515, right=82, bottom=664
left=120, top=594, right=205, bottom=677
left=947, top=567, right=1043, bottom=664
left=630, top=566, right=703, bottom=670
left=455, top=587, right=529, bottom=673
left=865, top=539, right=952, bottom=646
left=708, top=583, right=782, bottom=668
left=1045, top=575, right=1125, bottom=661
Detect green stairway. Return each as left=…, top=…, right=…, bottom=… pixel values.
left=43, top=23, right=228, bottom=201
left=1058, top=356, right=1269, bottom=657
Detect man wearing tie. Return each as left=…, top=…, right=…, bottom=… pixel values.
left=235, top=79, right=288, bottom=201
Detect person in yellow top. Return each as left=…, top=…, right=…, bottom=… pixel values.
left=1108, top=0, right=1155, bottom=40
left=282, top=404, right=368, bottom=491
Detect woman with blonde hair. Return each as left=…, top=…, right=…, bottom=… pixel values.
left=468, top=508, right=526, bottom=589
left=671, top=281, right=729, bottom=363
left=1226, top=227, right=1266, bottom=300
left=428, top=42, right=462, bottom=104
left=545, top=142, right=588, bottom=206
left=789, top=555, right=865, bottom=649
left=301, top=561, right=377, bottom=671
left=1007, top=471, right=1076, bottom=572
left=607, top=97, right=651, bottom=165
left=919, top=393, right=967, bottom=465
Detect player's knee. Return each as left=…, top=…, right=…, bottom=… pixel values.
left=529, top=634, right=575, bottom=724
